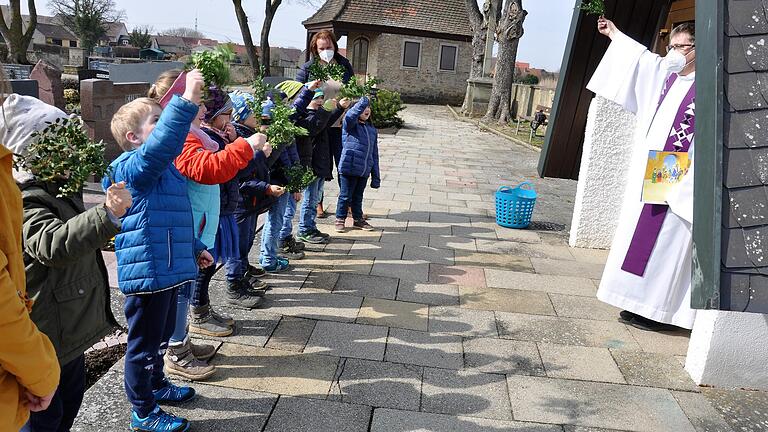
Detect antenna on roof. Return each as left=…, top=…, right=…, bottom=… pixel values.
left=195, top=9, right=198, bottom=33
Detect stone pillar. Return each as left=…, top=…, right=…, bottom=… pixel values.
left=686, top=310, right=768, bottom=391
left=30, top=59, right=65, bottom=110
left=569, top=96, right=637, bottom=249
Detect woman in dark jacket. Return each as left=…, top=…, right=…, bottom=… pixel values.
left=296, top=30, right=354, bottom=217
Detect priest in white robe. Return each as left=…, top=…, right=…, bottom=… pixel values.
left=588, top=19, right=697, bottom=331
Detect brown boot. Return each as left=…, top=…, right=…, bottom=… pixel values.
left=164, top=341, right=216, bottom=381
left=190, top=340, right=217, bottom=361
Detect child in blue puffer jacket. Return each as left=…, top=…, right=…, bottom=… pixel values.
left=335, top=96, right=380, bottom=232
left=106, top=70, right=212, bottom=432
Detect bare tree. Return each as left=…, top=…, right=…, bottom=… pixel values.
left=483, top=0, right=526, bottom=124
left=160, top=27, right=207, bottom=39
left=260, top=0, right=283, bottom=76
left=0, top=0, right=37, bottom=64
left=233, top=0, right=260, bottom=74
left=48, top=0, right=125, bottom=55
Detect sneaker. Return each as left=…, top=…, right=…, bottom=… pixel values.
left=618, top=310, right=638, bottom=324
left=312, top=228, right=331, bottom=239
left=353, top=219, right=375, bottom=231
left=209, top=306, right=235, bottom=326
left=225, top=280, right=265, bottom=309
left=335, top=219, right=347, bottom=233
left=297, top=230, right=327, bottom=244
left=131, top=406, right=189, bottom=432
left=245, top=264, right=266, bottom=279
left=279, top=241, right=305, bottom=260
left=152, top=379, right=196, bottom=404
left=189, top=305, right=233, bottom=337
left=244, top=277, right=269, bottom=294
left=279, top=236, right=306, bottom=253
left=189, top=340, right=216, bottom=362
left=164, top=342, right=216, bottom=381
left=262, top=258, right=290, bottom=273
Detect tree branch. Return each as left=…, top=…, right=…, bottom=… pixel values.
left=23, top=0, right=37, bottom=42
left=465, top=0, right=483, bottom=31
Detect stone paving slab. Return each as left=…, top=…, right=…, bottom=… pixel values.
left=463, top=337, right=545, bottom=376
left=407, top=221, right=454, bottom=235
left=194, top=308, right=280, bottom=348
left=357, top=297, right=429, bottom=331
left=305, top=320, right=388, bottom=361
left=379, top=230, right=431, bottom=246
left=568, top=247, right=610, bottom=264
left=538, top=343, right=626, bottom=384
left=301, top=269, right=340, bottom=291
left=429, top=264, right=487, bottom=288
left=507, top=375, right=696, bottom=431
left=421, top=368, right=513, bottom=420
left=611, top=350, right=698, bottom=391
left=385, top=327, right=464, bottom=369
left=484, top=269, right=598, bottom=297
left=672, top=391, right=735, bottom=432
left=460, top=285, right=556, bottom=316
left=206, top=342, right=339, bottom=398
left=371, top=259, right=431, bottom=282
left=549, top=293, right=623, bottom=321
left=338, top=358, right=422, bottom=410
left=476, top=240, right=576, bottom=261
left=451, top=225, right=500, bottom=240
left=349, top=241, right=405, bottom=260
left=333, top=273, right=399, bottom=300
left=531, top=258, right=605, bottom=279
left=402, top=244, right=456, bottom=266
left=263, top=396, right=372, bottom=432
left=703, top=387, right=768, bottom=431
left=496, top=312, right=640, bottom=350
left=454, top=250, right=534, bottom=272
left=265, top=316, right=317, bottom=352
left=429, top=306, right=499, bottom=337
left=396, top=281, right=460, bottom=306
left=370, top=408, right=563, bottom=432
left=625, top=325, right=692, bottom=356
left=263, top=287, right=363, bottom=322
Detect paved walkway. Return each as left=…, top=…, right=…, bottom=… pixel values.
left=75, top=106, right=762, bottom=431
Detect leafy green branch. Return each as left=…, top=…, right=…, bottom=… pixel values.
left=283, top=164, right=317, bottom=193
left=13, top=117, right=108, bottom=197
left=266, top=100, right=308, bottom=151
left=308, top=61, right=346, bottom=82
left=580, top=0, right=605, bottom=16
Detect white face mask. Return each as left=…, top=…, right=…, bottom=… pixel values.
left=319, top=49, right=335, bottom=63
left=661, top=49, right=688, bottom=73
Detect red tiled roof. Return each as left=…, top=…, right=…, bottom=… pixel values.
left=303, top=0, right=471, bottom=38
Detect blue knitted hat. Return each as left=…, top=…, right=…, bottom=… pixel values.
left=261, top=99, right=275, bottom=119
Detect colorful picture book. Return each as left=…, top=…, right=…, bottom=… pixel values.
left=641, top=150, right=690, bottom=204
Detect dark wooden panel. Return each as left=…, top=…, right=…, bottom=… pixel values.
left=538, top=0, right=673, bottom=180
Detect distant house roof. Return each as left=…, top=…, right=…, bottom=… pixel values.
left=35, top=22, right=77, bottom=41
left=153, top=35, right=187, bottom=52
left=303, top=0, right=471, bottom=41
left=181, top=37, right=218, bottom=48
left=106, top=22, right=128, bottom=39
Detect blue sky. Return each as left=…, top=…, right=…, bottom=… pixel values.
left=19, top=0, right=576, bottom=71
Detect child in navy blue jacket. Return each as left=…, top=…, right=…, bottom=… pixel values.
left=107, top=70, right=212, bottom=432
left=335, top=96, right=380, bottom=232
left=229, top=90, right=284, bottom=287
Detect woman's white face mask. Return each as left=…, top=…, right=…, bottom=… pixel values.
left=319, top=49, right=335, bottom=63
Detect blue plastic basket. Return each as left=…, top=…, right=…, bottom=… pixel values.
left=495, top=182, right=537, bottom=229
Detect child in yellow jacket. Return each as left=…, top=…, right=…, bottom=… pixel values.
left=0, top=143, right=60, bottom=431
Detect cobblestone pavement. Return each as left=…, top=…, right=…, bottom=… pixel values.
left=75, top=106, right=760, bottom=431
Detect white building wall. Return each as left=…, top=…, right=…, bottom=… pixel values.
left=569, top=96, right=637, bottom=249
left=686, top=310, right=768, bottom=391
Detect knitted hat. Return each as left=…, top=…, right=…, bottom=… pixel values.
left=275, top=80, right=304, bottom=100
left=312, top=89, right=325, bottom=100
left=203, top=86, right=233, bottom=122
left=229, top=90, right=256, bottom=123
left=0, top=94, right=70, bottom=183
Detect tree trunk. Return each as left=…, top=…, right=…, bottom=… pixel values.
left=261, top=0, right=282, bottom=76
left=483, top=0, right=526, bottom=124
left=233, top=0, right=261, bottom=76
left=0, top=0, right=37, bottom=64
left=466, top=0, right=486, bottom=80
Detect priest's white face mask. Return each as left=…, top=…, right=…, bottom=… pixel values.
left=662, top=49, right=687, bottom=73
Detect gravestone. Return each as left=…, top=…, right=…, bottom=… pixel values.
left=9, top=80, right=39, bottom=98
left=30, top=60, right=65, bottom=110
left=107, top=62, right=183, bottom=84
left=2, top=63, right=32, bottom=80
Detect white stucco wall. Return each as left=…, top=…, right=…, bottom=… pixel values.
left=569, top=96, right=637, bottom=249
left=686, top=310, right=768, bottom=391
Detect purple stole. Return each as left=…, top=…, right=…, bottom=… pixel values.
left=621, top=74, right=696, bottom=277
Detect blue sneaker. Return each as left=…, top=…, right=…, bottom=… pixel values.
left=152, top=380, right=195, bottom=404
left=130, top=405, right=189, bottom=432
left=262, top=257, right=290, bottom=273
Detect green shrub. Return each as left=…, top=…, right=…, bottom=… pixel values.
left=64, top=88, right=80, bottom=105
left=62, top=77, right=79, bottom=91
left=371, top=89, right=405, bottom=129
